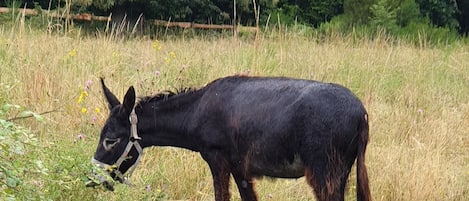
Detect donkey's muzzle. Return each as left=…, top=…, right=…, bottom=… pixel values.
left=86, top=158, right=117, bottom=191
left=85, top=173, right=115, bottom=191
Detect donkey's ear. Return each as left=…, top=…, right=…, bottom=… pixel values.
left=120, top=86, right=136, bottom=118
left=100, top=77, right=121, bottom=110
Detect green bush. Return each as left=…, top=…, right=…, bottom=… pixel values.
left=396, top=20, right=460, bottom=46
left=370, top=0, right=398, bottom=33
left=0, top=103, right=47, bottom=200
left=316, top=14, right=350, bottom=37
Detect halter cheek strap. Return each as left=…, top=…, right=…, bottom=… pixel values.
left=91, top=108, right=144, bottom=185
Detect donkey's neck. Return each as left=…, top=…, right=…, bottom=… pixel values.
left=135, top=90, right=204, bottom=152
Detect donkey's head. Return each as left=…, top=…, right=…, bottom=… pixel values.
left=90, top=78, right=143, bottom=186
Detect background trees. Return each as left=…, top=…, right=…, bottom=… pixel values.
left=457, top=0, right=469, bottom=34
left=1, top=0, right=467, bottom=35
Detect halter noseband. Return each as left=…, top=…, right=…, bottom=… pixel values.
left=91, top=108, right=144, bottom=185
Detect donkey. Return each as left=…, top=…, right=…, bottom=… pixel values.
left=91, top=75, right=371, bottom=201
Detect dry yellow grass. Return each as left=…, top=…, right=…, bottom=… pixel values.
left=1, top=24, right=468, bottom=200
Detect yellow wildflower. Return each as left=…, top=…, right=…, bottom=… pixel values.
left=95, top=107, right=101, bottom=113
left=77, top=93, right=84, bottom=104
left=81, top=108, right=87, bottom=113
left=152, top=40, right=162, bottom=51
left=77, top=91, right=89, bottom=104
left=68, top=48, right=77, bottom=58
left=169, top=51, right=176, bottom=58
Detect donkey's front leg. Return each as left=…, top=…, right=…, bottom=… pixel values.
left=201, top=152, right=231, bottom=201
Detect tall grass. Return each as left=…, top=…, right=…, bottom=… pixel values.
left=1, top=19, right=468, bottom=200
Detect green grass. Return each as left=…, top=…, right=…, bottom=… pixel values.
left=1, top=21, right=468, bottom=200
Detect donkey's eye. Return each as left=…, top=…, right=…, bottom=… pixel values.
left=103, top=138, right=121, bottom=151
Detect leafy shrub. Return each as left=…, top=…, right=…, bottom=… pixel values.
left=316, top=14, right=350, bottom=37
left=396, top=20, right=460, bottom=46
left=0, top=103, right=47, bottom=200
left=396, top=0, right=422, bottom=27
left=370, top=0, right=398, bottom=33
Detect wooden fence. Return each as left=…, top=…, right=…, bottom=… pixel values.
left=0, top=7, right=257, bottom=32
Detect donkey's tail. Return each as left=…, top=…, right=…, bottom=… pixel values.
left=357, top=113, right=371, bottom=201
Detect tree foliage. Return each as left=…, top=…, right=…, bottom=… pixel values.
left=369, top=0, right=398, bottom=32
left=417, top=0, right=459, bottom=29
left=279, top=0, right=343, bottom=27
left=3, top=0, right=467, bottom=36
left=395, top=0, right=422, bottom=27
left=456, top=0, right=469, bottom=34
left=344, top=0, right=375, bottom=25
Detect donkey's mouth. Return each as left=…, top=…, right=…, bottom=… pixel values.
left=86, top=175, right=115, bottom=191
left=85, top=164, right=116, bottom=191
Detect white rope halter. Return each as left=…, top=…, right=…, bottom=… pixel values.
left=91, top=108, right=144, bottom=185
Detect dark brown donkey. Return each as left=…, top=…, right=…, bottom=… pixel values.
left=90, top=76, right=371, bottom=201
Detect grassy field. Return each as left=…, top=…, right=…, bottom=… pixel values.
left=1, top=21, right=468, bottom=201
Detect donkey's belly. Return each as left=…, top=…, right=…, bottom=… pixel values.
left=249, top=154, right=305, bottom=178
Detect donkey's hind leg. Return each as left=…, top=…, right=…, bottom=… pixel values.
left=304, top=159, right=347, bottom=201
left=232, top=167, right=258, bottom=201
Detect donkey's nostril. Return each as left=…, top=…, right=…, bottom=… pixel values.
left=103, top=138, right=121, bottom=151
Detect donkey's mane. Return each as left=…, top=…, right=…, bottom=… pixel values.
left=137, top=87, right=197, bottom=106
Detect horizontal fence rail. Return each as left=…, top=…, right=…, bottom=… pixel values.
left=0, top=7, right=257, bottom=32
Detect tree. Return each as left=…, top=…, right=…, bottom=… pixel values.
left=344, top=0, right=376, bottom=25
left=295, top=0, right=343, bottom=26
left=395, top=0, right=422, bottom=27
left=272, top=0, right=343, bottom=27
left=369, top=0, right=423, bottom=32
left=456, top=0, right=469, bottom=34
left=416, top=0, right=459, bottom=29
left=370, top=0, right=398, bottom=32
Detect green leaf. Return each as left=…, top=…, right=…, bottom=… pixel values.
left=33, top=113, right=45, bottom=122
left=6, top=176, right=19, bottom=187
left=2, top=104, right=20, bottom=112
left=11, top=144, right=24, bottom=155
left=35, top=160, right=48, bottom=175
left=19, top=110, right=34, bottom=117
